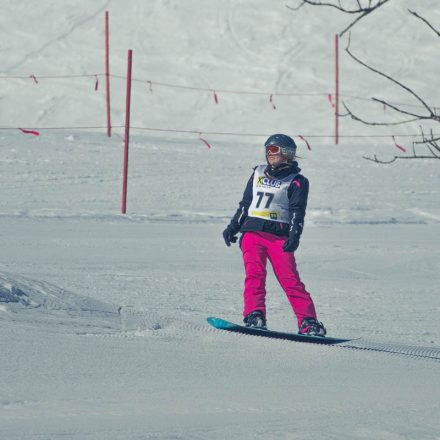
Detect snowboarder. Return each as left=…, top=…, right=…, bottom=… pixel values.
left=222, top=134, right=326, bottom=336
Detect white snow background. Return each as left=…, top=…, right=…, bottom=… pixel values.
left=1, top=1, right=440, bottom=439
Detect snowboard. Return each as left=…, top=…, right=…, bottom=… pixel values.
left=207, top=317, right=352, bottom=345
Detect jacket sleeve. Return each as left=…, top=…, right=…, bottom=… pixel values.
left=226, top=172, right=254, bottom=233
left=287, top=175, right=309, bottom=239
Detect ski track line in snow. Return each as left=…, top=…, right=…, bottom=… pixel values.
left=223, top=1, right=258, bottom=64
left=5, top=1, right=111, bottom=73
left=205, top=326, right=440, bottom=363
left=337, top=340, right=440, bottom=362
left=119, top=308, right=440, bottom=363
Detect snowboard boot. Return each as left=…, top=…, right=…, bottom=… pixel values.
left=243, top=311, right=267, bottom=330
left=298, top=317, right=326, bottom=337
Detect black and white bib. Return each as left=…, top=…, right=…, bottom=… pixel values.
left=248, top=165, right=298, bottom=224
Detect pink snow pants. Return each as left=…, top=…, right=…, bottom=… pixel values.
left=241, top=231, right=317, bottom=326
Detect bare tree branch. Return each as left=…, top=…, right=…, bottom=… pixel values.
left=285, top=2, right=305, bottom=11
left=287, top=1, right=440, bottom=164
left=363, top=127, right=440, bottom=163
left=362, top=154, right=440, bottom=164
left=425, top=144, right=440, bottom=157
left=286, top=0, right=391, bottom=36
left=340, top=9, right=377, bottom=36
left=288, top=0, right=389, bottom=14
left=416, top=127, right=440, bottom=155
left=342, top=102, right=421, bottom=126
left=362, top=154, right=398, bottom=164
left=408, top=9, right=440, bottom=37
left=371, top=98, right=435, bottom=120
left=345, top=42, right=439, bottom=120
left=427, top=140, right=440, bottom=154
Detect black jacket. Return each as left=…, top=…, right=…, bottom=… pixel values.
left=226, top=162, right=309, bottom=239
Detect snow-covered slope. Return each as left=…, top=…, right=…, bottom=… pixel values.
left=1, top=1, right=440, bottom=439
left=2, top=0, right=440, bottom=141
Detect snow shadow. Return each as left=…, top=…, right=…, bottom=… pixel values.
left=0, top=272, right=120, bottom=334
left=0, top=272, right=206, bottom=339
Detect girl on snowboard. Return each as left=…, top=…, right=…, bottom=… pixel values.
left=222, top=134, right=326, bottom=336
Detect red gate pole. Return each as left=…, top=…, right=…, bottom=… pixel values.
left=121, top=49, right=133, bottom=214
left=105, top=11, right=111, bottom=137
left=334, top=33, right=340, bottom=145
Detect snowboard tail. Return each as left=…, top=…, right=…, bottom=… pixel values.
left=207, top=317, right=351, bottom=345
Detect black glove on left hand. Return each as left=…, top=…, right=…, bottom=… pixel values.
left=282, top=235, right=300, bottom=252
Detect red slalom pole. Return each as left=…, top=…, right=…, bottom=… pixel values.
left=334, top=33, right=340, bottom=145
left=121, top=49, right=133, bottom=214
left=105, top=11, right=111, bottom=137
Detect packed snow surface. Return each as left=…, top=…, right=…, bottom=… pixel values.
left=1, top=0, right=440, bottom=439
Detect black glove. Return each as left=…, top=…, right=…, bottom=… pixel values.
left=282, top=235, right=300, bottom=252
left=223, top=227, right=238, bottom=247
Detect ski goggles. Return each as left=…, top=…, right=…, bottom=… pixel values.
left=265, top=145, right=282, bottom=155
